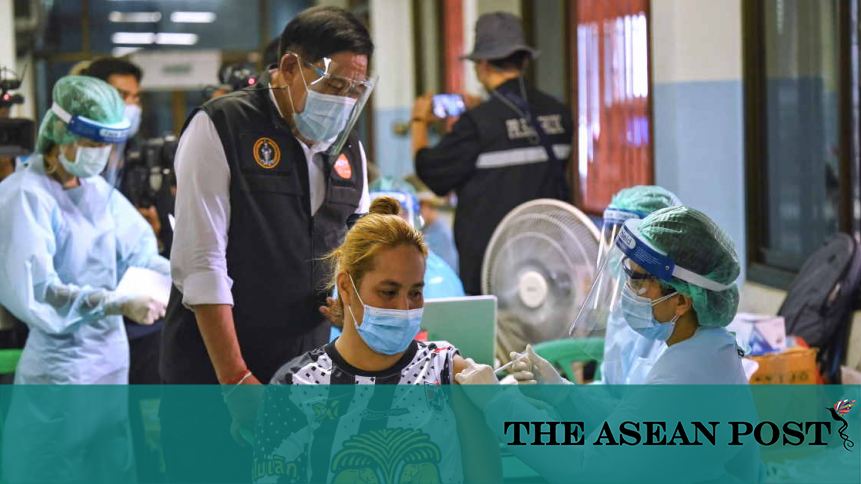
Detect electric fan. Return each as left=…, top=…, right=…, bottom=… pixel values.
left=481, top=199, right=601, bottom=361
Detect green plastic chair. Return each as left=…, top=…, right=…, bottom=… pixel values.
left=0, top=349, right=21, bottom=375
left=533, top=337, right=604, bottom=382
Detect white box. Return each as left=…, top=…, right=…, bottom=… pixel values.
left=726, top=313, right=787, bottom=356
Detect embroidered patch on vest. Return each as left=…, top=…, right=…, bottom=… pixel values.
left=333, top=154, right=352, bottom=179
left=253, top=137, right=281, bottom=169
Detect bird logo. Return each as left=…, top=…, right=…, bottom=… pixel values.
left=828, top=399, right=856, bottom=452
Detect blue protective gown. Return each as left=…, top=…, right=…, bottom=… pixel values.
left=644, top=326, right=748, bottom=384
left=599, top=311, right=666, bottom=384
left=0, top=155, right=168, bottom=482
left=0, top=155, right=168, bottom=383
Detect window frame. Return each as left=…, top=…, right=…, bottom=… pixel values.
left=742, top=0, right=860, bottom=289
left=567, top=0, right=656, bottom=216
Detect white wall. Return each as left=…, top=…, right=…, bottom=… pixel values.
left=650, top=0, right=748, bottom=283
left=369, top=0, right=415, bottom=110
left=369, top=0, right=415, bottom=178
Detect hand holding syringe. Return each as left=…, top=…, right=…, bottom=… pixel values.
left=494, top=352, right=526, bottom=375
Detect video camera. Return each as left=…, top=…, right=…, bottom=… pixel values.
left=123, top=135, right=178, bottom=208
left=0, top=66, right=34, bottom=158
left=203, top=63, right=259, bottom=98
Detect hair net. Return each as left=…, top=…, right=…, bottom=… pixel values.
left=36, top=75, right=126, bottom=154
left=608, top=185, right=681, bottom=216
left=638, top=206, right=740, bottom=327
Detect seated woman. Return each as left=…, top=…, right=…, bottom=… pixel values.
left=255, top=196, right=498, bottom=484
left=273, top=195, right=468, bottom=384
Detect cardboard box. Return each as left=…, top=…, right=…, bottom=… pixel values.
left=727, top=313, right=787, bottom=355
left=749, top=347, right=820, bottom=384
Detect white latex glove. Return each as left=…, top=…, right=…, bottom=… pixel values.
left=105, top=294, right=166, bottom=325
left=509, top=344, right=569, bottom=385
left=455, top=358, right=500, bottom=385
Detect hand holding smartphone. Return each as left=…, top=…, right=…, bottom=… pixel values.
left=432, top=94, right=467, bottom=118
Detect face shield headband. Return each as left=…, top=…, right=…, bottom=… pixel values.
left=614, top=219, right=733, bottom=292
left=50, top=103, right=131, bottom=144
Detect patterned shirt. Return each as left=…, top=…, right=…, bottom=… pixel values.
left=254, top=341, right=464, bottom=483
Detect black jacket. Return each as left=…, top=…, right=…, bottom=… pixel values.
left=416, top=79, right=573, bottom=294
left=161, top=85, right=365, bottom=383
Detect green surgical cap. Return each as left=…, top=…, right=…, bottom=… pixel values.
left=36, top=75, right=126, bottom=154
left=607, top=185, right=681, bottom=217
left=639, top=206, right=740, bottom=327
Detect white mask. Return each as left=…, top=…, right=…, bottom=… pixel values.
left=59, top=145, right=112, bottom=178
left=124, top=103, right=142, bottom=138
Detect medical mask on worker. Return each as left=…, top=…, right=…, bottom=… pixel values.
left=347, top=274, right=423, bottom=355
left=59, top=144, right=112, bottom=178
left=570, top=218, right=733, bottom=341
left=293, top=90, right=356, bottom=142
left=123, top=103, right=142, bottom=138
left=281, top=53, right=377, bottom=153
left=620, top=284, right=679, bottom=341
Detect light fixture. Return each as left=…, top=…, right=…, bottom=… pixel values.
left=111, top=32, right=198, bottom=46
left=112, top=32, right=156, bottom=44
left=155, top=33, right=199, bottom=45
left=170, top=11, right=217, bottom=23
left=108, top=11, right=162, bottom=23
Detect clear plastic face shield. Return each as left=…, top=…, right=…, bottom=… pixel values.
left=285, top=53, right=378, bottom=156
left=569, top=219, right=732, bottom=341
left=370, top=191, right=420, bottom=228
left=597, top=208, right=645, bottom=268
left=50, top=102, right=130, bottom=187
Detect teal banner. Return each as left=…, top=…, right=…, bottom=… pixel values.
left=0, top=385, right=858, bottom=483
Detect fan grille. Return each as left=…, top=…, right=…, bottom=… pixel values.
left=482, top=199, right=600, bottom=343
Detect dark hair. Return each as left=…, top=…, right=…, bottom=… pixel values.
left=263, top=37, right=281, bottom=68
left=83, top=57, right=143, bottom=83
left=278, top=6, right=374, bottom=63
left=488, top=50, right=530, bottom=71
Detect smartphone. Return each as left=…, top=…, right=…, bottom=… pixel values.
left=432, top=94, right=467, bottom=118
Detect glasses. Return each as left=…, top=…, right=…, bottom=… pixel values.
left=291, top=53, right=373, bottom=99
left=622, top=257, right=659, bottom=294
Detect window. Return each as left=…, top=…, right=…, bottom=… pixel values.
left=571, top=0, right=653, bottom=215
left=744, top=0, right=860, bottom=287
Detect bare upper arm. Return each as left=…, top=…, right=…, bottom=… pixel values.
left=452, top=354, right=468, bottom=384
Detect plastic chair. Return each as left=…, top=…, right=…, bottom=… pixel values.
left=533, top=337, right=605, bottom=382
left=0, top=349, right=21, bottom=376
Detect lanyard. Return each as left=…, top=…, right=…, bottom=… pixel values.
left=491, top=77, right=558, bottom=163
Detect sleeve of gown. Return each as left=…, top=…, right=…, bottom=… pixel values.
left=0, top=188, right=116, bottom=335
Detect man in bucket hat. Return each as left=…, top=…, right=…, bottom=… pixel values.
left=413, top=12, right=573, bottom=295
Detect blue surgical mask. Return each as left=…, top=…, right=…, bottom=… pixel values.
left=346, top=274, right=423, bottom=355
left=292, top=89, right=356, bottom=143
left=620, top=284, right=679, bottom=341
left=59, top=144, right=112, bottom=178
left=124, top=103, right=142, bottom=138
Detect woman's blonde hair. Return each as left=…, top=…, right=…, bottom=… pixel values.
left=325, top=196, right=428, bottom=324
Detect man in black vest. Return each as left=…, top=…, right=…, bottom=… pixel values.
left=159, top=6, right=374, bottom=480
left=413, top=12, right=572, bottom=295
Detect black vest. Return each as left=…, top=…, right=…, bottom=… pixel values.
left=161, top=86, right=364, bottom=383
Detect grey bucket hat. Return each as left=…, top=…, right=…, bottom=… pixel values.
left=462, top=12, right=539, bottom=61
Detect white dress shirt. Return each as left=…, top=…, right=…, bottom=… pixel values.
left=171, top=101, right=370, bottom=308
